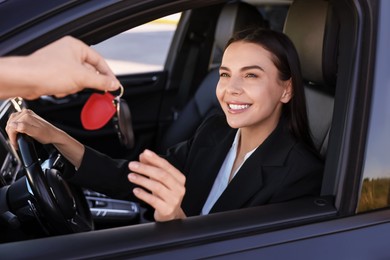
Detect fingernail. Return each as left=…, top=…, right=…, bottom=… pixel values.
left=129, top=161, right=139, bottom=169
left=133, top=188, right=140, bottom=195
left=108, top=80, right=119, bottom=90
left=144, top=149, right=153, bottom=157
left=128, top=173, right=136, bottom=181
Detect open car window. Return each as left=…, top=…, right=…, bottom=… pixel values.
left=92, top=14, right=180, bottom=75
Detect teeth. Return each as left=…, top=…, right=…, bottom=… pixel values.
left=228, top=104, right=250, bottom=110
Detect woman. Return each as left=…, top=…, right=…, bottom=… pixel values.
left=6, top=28, right=323, bottom=222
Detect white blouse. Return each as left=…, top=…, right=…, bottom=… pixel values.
left=201, top=129, right=257, bottom=215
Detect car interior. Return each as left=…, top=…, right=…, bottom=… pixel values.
left=0, top=0, right=349, bottom=245
left=284, top=0, right=337, bottom=158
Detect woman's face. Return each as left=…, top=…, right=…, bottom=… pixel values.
left=216, top=41, right=292, bottom=132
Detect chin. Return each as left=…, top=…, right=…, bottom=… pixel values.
left=226, top=119, right=243, bottom=129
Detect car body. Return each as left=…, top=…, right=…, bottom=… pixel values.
left=1, top=0, right=390, bottom=258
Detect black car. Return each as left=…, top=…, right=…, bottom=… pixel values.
left=1, top=0, right=390, bottom=258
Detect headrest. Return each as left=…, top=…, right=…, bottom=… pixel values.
left=215, top=2, right=267, bottom=51
left=283, top=0, right=338, bottom=88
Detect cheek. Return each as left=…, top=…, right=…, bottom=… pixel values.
left=215, top=83, right=224, bottom=102
left=262, top=80, right=284, bottom=99
left=251, top=85, right=282, bottom=108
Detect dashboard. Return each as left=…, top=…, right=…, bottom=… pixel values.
left=0, top=98, right=24, bottom=188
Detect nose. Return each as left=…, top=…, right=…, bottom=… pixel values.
left=225, top=77, right=243, bottom=95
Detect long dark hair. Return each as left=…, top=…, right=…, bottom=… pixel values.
left=225, top=28, right=317, bottom=153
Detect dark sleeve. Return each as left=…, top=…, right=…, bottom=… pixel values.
left=69, top=114, right=225, bottom=200
left=69, top=146, right=135, bottom=201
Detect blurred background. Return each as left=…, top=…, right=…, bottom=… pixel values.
left=92, top=13, right=180, bottom=75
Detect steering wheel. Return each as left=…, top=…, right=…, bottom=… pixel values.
left=16, top=133, right=93, bottom=235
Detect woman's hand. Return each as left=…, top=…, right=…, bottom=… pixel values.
left=128, top=149, right=187, bottom=222
left=6, top=109, right=62, bottom=150
left=6, top=109, right=85, bottom=168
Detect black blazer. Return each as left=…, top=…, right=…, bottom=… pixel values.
left=72, top=114, right=323, bottom=217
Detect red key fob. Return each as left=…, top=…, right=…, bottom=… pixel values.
left=81, top=92, right=116, bottom=130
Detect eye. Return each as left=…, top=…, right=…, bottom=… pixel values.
left=220, top=72, right=230, bottom=78
left=245, top=73, right=258, bottom=78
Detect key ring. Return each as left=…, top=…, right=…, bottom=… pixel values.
left=117, top=84, right=124, bottom=99
left=113, top=84, right=124, bottom=106
left=113, top=84, right=124, bottom=107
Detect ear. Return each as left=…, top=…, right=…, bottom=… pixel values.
left=280, top=78, right=293, bottom=103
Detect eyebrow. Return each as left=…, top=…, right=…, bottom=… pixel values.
left=220, top=65, right=265, bottom=72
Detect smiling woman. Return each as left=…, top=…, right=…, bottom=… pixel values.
left=4, top=28, right=324, bottom=224
left=3, top=0, right=390, bottom=257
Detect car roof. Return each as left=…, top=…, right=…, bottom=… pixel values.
left=0, top=0, right=77, bottom=36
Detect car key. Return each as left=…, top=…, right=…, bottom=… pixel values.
left=112, top=91, right=135, bottom=149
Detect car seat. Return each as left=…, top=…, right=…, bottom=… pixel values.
left=158, top=1, right=267, bottom=152
left=283, top=0, right=338, bottom=157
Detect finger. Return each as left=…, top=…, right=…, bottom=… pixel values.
left=80, top=46, right=120, bottom=91
left=128, top=173, right=168, bottom=201
left=128, top=170, right=185, bottom=213
left=139, top=150, right=186, bottom=184
left=128, top=168, right=174, bottom=200
left=6, top=122, right=39, bottom=148
left=132, top=187, right=184, bottom=222
left=78, top=67, right=120, bottom=92
left=5, top=121, right=19, bottom=149
left=6, top=111, right=37, bottom=148
left=8, top=109, right=37, bottom=125
left=6, top=109, right=53, bottom=144
left=83, top=46, right=116, bottom=78
left=83, top=62, right=96, bottom=72
left=128, top=161, right=182, bottom=191
left=6, top=111, right=27, bottom=145
left=53, top=93, right=68, bottom=99
left=10, top=118, right=39, bottom=137
left=132, top=187, right=167, bottom=213
left=8, top=109, right=26, bottom=121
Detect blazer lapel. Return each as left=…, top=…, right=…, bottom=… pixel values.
left=182, top=127, right=236, bottom=216
left=209, top=119, right=296, bottom=213
left=209, top=153, right=264, bottom=213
